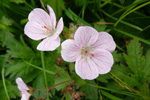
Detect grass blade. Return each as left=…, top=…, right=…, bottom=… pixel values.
left=112, top=27, right=150, bottom=45
left=101, top=90, right=123, bottom=100
left=101, top=10, right=143, bottom=31
left=2, top=67, right=10, bottom=100
left=114, top=1, right=150, bottom=26
left=65, top=8, right=91, bottom=26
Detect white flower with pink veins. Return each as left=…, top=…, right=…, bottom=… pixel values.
left=16, top=78, right=31, bottom=100
left=61, top=26, right=116, bottom=80
left=24, top=5, right=64, bottom=51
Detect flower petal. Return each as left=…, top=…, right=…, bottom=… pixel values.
left=61, top=39, right=80, bottom=62
left=92, top=32, right=116, bottom=52
left=47, top=5, right=56, bottom=29
left=28, top=8, right=52, bottom=26
left=16, top=78, right=29, bottom=92
left=37, top=36, right=60, bottom=51
left=54, top=17, right=64, bottom=39
left=21, top=91, right=31, bottom=100
left=75, top=56, right=99, bottom=80
left=91, top=49, right=114, bottom=74
left=24, top=21, right=50, bottom=40
left=74, top=26, right=98, bottom=47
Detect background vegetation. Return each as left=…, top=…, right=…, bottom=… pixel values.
left=0, top=0, right=150, bottom=100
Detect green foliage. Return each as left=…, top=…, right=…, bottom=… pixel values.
left=1, top=16, right=13, bottom=26
left=65, top=8, right=91, bottom=26
left=55, top=66, right=72, bottom=91
left=0, top=80, right=19, bottom=99
left=94, top=19, right=111, bottom=32
left=101, top=90, right=123, bottom=100
left=0, top=29, right=56, bottom=99
left=119, top=0, right=125, bottom=4
left=33, top=73, right=46, bottom=99
left=43, top=0, right=65, bottom=18
left=80, top=80, right=98, bottom=100
left=74, top=0, right=85, bottom=7
left=9, top=0, right=24, bottom=4
left=112, top=51, right=124, bottom=62
left=0, top=0, right=150, bottom=100
left=0, top=29, right=35, bottom=59
left=112, top=64, right=140, bottom=87
left=124, top=39, right=150, bottom=84
left=112, top=39, right=150, bottom=99
left=97, top=74, right=111, bottom=83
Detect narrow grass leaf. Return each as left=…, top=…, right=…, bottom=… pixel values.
left=112, top=28, right=150, bottom=45
left=101, top=90, right=123, bottom=100
left=114, top=1, right=150, bottom=26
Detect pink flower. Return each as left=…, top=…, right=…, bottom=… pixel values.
left=61, top=26, right=116, bottom=80
left=16, top=78, right=31, bottom=100
left=24, top=5, right=64, bottom=51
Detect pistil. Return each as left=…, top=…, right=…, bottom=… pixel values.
left=81, top=47, right=94, bottom=58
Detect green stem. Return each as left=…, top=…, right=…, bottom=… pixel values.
left=100, top=0, right=112, bottom=8
left=24, top=61, right=55, bottom=75
left=2, top=67, right=10, bottom=100
left=142, top=25, right=150, bottom=32
left=41, top=51, right=49, bottom=100
left=116, top=45, right=125, bottom=52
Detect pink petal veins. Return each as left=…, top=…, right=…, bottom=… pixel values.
left=92, top=32, right=116, bottom=52
left=91, top=49, right=114, bottom=74
left=75, top=56, right=99, bottom=80
left=28, top=8, right=52, bottom=26
left=74, top=26, right=99, bottom=47
left=61, top=39, right=80, bottom=62
left=47, top=5, right=56, bottom=29
left=61, top=26, right=116, bottom=80
left=24, top=21, right=49, bottom=40
left=53, top=17, right=64, bottom=39
left=37, top=36, right=60, bottom=51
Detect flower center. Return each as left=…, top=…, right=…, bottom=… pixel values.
left=81, top=47, right=94, bottom=59
left=43, top=25, right=53, bottom=34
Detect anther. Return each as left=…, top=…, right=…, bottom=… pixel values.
left=43, top=26, right=52, bottom=32
left=91, top=54, right=94, bottom=57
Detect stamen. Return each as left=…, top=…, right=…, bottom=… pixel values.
left=81, top=47, right=94, bottom=58
left=85, top=51, right=88, bottom=53
left=43, top=26, right=52, bottom=32
left=91, top=54, right=94, bottom=57
left=20, top=92, right=22, bottom=96
left=85, top=51, right=91, bottom=55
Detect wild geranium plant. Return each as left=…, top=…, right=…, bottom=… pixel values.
left=15, top=5, right=116, bottom=99
left=1, top=0, right=150, bottom=100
